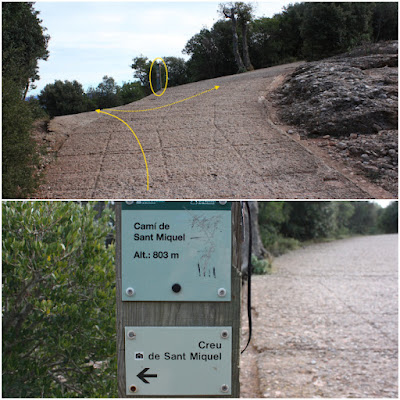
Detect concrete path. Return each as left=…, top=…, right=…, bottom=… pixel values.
left=37, top=63, right=371, bottom=199
left=240, top=234, right=398, bottom=397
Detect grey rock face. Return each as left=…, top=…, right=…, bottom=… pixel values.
left=275, top=41, right=398, bottom=137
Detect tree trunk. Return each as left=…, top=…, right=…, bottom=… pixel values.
left=225, top=8, right=245, bottom=72
left=241, top=201, right=269, bottom=276
left=22, top=81, right=30, bottom=101
left=241, top=22, right=254, bottom=71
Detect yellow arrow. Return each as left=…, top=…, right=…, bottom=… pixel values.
left=96, top=109, right=149, bottom=191
left=104, top=85, right=220, bottom=113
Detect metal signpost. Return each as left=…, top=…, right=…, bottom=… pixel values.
left=116, top=201, right=242, bottom=397
left=156, top=62, right=162, bottom=92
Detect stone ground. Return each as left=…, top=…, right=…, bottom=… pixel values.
left=240, top=234, right=398, bottom=397
left=33, top=62, right=392, bottom=200
left=272, top=41, right=398, bottom=196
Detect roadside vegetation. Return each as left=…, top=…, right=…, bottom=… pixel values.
left=2, top=2, right=49, bottom=198
left=2, top=202, right=117, bottom=397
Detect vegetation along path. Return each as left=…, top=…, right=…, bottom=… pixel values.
left=38, top=62, right=380, bottom=199
left=240, top=234, right=398, bottom=397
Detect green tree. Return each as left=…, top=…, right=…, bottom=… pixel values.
left=331, top=201, right=355, bottom=237
left=131, top=55, right=152, bottom=94
left=184, top=21, right=235, bottom=82
left=87, top=76, right=121, bottom=109
left=378, top=201, right=398, bottom=234
left=372, top=2, right=398, bottom=41
left=282, top=202, right=336, bottom=240
left=2, top=2, right=49, bottom=197
left=2, top=202, right=117, bottom=397
left=249, top=17, right=282, bottom=68
left=276, top=3, right=305, bottom=60
left=163, top=56, right=189, bottom=87
left=2, top=78, right=40, bottom=198
left=2, top=2, right=49, bottom=99
left=39, top=80, right=87, bottom=117
left=348, top=201, right=380, bottom=235
left=119, top=81, right=146, bottom=104
left=258, top=201, right=289, bottom=246
left=300, top=2, right=374, bottom=60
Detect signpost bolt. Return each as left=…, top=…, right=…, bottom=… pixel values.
left=221, top=330, right=230, bottom=339
left=221, top=384, right=229, bottom=393
left=171, top=283, right=182, bottom=293
left=127, top=330, right=136, bottom=340
left=126, top=287, right=135, bottom=297
left=219, top=201, right=227, bottom=205
left=129, top=385, right=137, bottom=393
left=218, top=288, right=227, bottom=297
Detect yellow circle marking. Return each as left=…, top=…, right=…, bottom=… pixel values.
left=149, top=57, right=168, bottom=97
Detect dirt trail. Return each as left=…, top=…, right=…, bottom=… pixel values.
left=37, top=62, right=381, bottom=199
left=240, top=235, right=398, bottom=397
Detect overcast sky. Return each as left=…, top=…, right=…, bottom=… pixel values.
left=31, top=1, right=289, bottom=95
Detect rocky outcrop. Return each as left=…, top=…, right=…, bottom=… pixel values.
left=273, top=41, right=398, bottom=195
left=275, top=44, right=398, bottom=137
left=317, top=130, right=397, bottom=194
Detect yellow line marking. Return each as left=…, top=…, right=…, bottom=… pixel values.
left=104, top=85, right=220, bottom=113
left=96, top=109, right=149, bottom=191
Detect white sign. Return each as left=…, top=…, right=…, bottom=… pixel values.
left=125, top=327, right=232, bottom=396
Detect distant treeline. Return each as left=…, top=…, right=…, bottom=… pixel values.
left=36, top=2, right=399, bottom=118
left=258, top=201, right=398, bottom=257
left=180, top=1, right=398, bottom=82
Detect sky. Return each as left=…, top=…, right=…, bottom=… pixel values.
left=373, top=200, right=394, bottom=208
left=31, top=1, right=289, bottom=95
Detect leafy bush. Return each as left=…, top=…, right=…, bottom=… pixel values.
left=26, top=96, right=49, bottom=120
left=2, top=202, right=117, bottom=397
left=2, top=78, right=40, bottom=198
left=251, top=254, right=272, bottom=275
left=39, top=80, right=88, bottom=117
left=267, top=236, right=300, bottom=257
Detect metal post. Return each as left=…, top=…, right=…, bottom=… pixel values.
left=156, top=62, right=161, bottom=92
left=116, top=201, right=241, bottom=397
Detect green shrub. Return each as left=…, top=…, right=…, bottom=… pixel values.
left=26, top=96, right=49, bottom=120
left=2, top=78, right=40, bottom=198
left=251, top=254, right=272, bottom=275
left=268, top=236, right=300, bottom=257
left=39, top=80, right=88, bottom=117
left=2, top=202, right=117, bottom=397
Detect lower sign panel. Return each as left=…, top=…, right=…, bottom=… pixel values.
left=125, top=327, right=232, bottom=396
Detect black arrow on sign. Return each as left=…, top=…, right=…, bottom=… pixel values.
left=137, top=368, right=158, bottom=384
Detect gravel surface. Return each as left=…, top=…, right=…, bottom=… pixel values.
left=240, top=234, right=398, bottom=397
left=35, top=62, right=377, bottom=199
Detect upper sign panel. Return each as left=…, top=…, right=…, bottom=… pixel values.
left=121, top=201, right=232, bottom=301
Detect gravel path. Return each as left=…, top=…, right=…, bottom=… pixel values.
left=36, top=62, right=374, bottom=199
left=240, top=234, right=398, bottom=397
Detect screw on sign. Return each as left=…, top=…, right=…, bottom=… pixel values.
left=127, top=330, right=136, bottom=340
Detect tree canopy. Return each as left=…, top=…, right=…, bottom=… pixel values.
left=2, top=2, right=49, bottom=98
left=2, top=2, right=50, bottom=198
